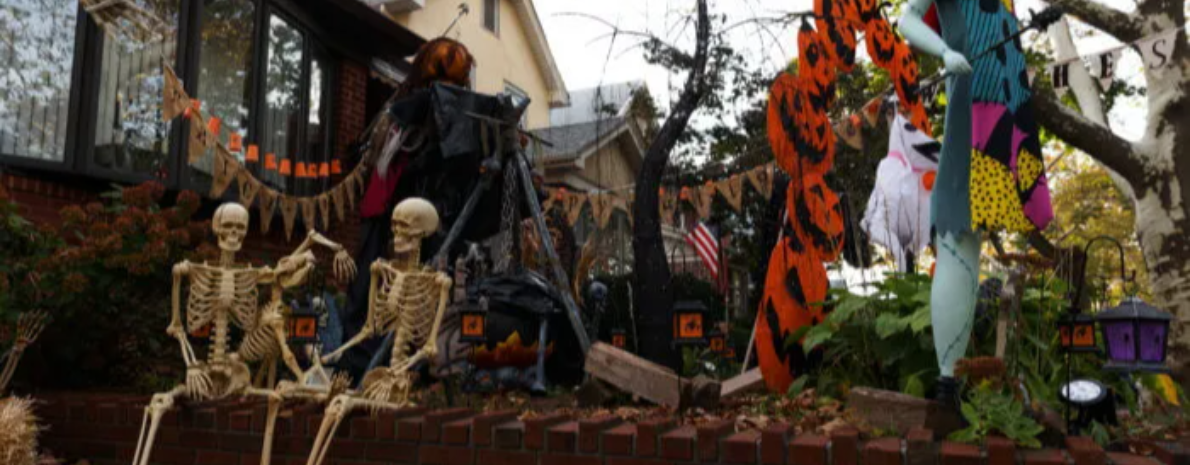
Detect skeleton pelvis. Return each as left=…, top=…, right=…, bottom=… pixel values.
left=361, top=369, right=414, bottom=403
left=200, top=359, right=252, bottom=400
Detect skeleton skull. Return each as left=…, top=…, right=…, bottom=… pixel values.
left=391, top=198, right=439, bottom=255
left=213, top=203, right=250, bottom=252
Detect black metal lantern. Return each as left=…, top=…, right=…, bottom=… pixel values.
left=673, top=300, right=708, bottom=346
left=1058, top=314, right=1098, bottom=352
left=459, top=297, right=489, bottom=344
left=708, top=328, right=727, bottom=354
left=611, top=329, right=627, bottom=349
left=1096, top=297, right=1172, bottom=373
left=287, top=305, right=320, bottom=344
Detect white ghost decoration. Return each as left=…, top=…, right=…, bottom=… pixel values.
left=861, top=111, right=941, bottom=272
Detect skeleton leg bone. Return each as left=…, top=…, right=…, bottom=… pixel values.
left=131, top=385, right=187, bottom=465
left=306, top=394, right=415, bottom=465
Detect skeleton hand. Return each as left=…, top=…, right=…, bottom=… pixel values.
left=332, top=249, right=357, bottom=283
left=185, top=365, right=213, bottom=399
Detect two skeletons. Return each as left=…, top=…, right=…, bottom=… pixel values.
left=305, top=198, right=451, bottom=465
left=132, top=203, right=356, bottom=465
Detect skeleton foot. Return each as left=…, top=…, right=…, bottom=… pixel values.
left=131, top=387, right=184, bottom=465
left=306, top=395, right=355, bottom=465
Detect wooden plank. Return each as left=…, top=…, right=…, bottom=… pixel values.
left=720, top=368, right=765, bottom=399
left=584, top=342, right=682, bottom=408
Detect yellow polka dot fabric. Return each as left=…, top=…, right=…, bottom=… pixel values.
left=1016, top=149, right=1042, bottom=192
left=970, top=149, right=1034, bottom=233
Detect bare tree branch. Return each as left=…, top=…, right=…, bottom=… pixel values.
left=1032, top=82, right=1145, bottom=188
left=1046, top=0, right=1145, bottom=43
left=561, top=12, right=694, bottom=64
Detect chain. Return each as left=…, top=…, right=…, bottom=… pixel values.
left=496, top=154, right=520, bottom=273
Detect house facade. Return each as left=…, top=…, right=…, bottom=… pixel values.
left=1, top=0, right=424, bottom=258
left=379, top=0, right=569, bottom=130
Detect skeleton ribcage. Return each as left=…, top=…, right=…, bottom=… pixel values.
left=186, top=264, right=260, bottom=333
left=374, top=268, right=442, bottom=349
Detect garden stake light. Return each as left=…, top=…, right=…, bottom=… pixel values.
left=1097, top=297, right=1173, bottom=373
left=673, top=300, right=709, bottom=347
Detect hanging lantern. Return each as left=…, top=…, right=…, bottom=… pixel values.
left=723, top=346, right=736, bottom=360
left=1058, top=314, right=1097, bottom=353
left=708, top=328, right=726, bottom=354
left=673, top=300, right=708, bottom=346
left=611, top=329, right=627, bottom=349
left=459, top=297, right=488, bottom=344
left=1096, top=297, right=1172, bottom=373
left=286, top=304, right=320, bottom=344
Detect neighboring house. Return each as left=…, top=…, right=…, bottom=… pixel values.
left=0, top=0, right=424, bottom=257
left=377, top=0, right=570, bottom=130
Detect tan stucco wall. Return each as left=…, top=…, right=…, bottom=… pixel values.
left=391, top=0, right=552, bottom=129
left=578, top=139, right=637, bottom=190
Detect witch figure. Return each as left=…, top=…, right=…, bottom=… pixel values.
left=899, top=0, right=1053, bottom=405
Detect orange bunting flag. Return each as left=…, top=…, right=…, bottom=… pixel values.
left=279, top=159, right=291, bottom=175
left=229, top=133, right=244, bottom=153
left=331, top=159, right=342, bottom=175
left=295, top=162, right=308, bottom=178
left=245, top=143, right=258, bottom=162
left=191, top=99, right=201, bottom=113
left=207, top=117, right=221, bottom=138
left=264, top=153, right=277, bottom=170
left=318, top=162, right=330, bottom=178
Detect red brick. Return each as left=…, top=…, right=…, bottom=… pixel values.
left=398, top=418, right=424, bottom=442
left=907, top=428, right=936, bottom=465
left=1145, top=442, right=1185, bottom=465
left=494, top=421, right=525, bottom=450
left=96, top=403, right=122, bottom=424
left=423, top=408, right=475, bottom=443
left=603, top=423, right=637, bottom=456
left=940, top=442, right=981, bottom=465
left=151, top=445, right=194, bottom=465
left=443, top=418, right=472, bottom=445
left=420, top=445, right=475, bottom=465
left=229, top=410, right=253, bottom=431
left=579, top=414, right=622, bottom=453
left=540, top=453, right=603, bottom=465
left=636, top=418, right=675, bottom=457
left=866, top=438, right=904, bottom=465
left=1109, top=453, right=1160, bottom=465
left=833, top=426, right=861, bottom=465
left=1023, top=449, right=1067, bottom=465
left=988, top=437, right=1016, bottom=465
left=351, top=415, right=376, bottom=439
left=724, top=429, right=763, bottom=464
left=222, top=433, right=263, bottom=452
left=548, top=421, right=580, bottom=453
left=477, top=449, right=537, bottom=465
left=525, top=413, right=572, bottom=450
left=606, top=459, right=670, bottom=465
left=699, top=419, right=737, bottom=461
left=472, top=410, right=520, bottom=446
left=790, top=435, right=830, bottom=465
left=178, top=430, right=218, bottom=449
left=1068, top=437, right=1107, bottom=465
left=660, top=425, right=697, bottom=461
left=761, top=423, right=792, bottom=465
left=196, top=449, right=238, bottom=464
left=239, top=453, right=261, bottom=465
left=365, top=442, right=419, bottom=463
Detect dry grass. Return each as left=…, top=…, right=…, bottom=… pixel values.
left=0, top=397, right=39, bottom=465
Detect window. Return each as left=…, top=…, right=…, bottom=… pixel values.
left=92, top=0, right=182, bottom=178
left=483, top=0, right=498, bottom=35
left=192, top=0, right=258, bottom=186
left=505, top=82, right=528, bottom=127
left=0, top=0, right=81, bottom=163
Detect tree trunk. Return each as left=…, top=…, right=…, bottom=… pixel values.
left=1035, top=0, right=1190, bottom=385
left=631, top=0, right=711, bottom=370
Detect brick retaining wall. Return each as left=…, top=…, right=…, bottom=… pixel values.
left=33, top=393, right=1188, bottom=465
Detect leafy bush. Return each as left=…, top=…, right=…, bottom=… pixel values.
left=950, top=382, right=1045, bottom=448
left=1, top=182, right=217, bottom=391
left=796, top=273, right=937, bottom=397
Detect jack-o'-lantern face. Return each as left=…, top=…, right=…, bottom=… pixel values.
left=855, top=0, right=881, bottom=22
left=864, top=17, right=899, bottom=68
left=890, top=45, right=932, bottom=133
left=792, top=76, right=836, bottom=173
left=815, top=0, right=858, bottom=72
left=798, top=22, right=836, bottom=104
left=792, top=175, right=845, bottom=260
left=767, top=73, right=805, bottom=178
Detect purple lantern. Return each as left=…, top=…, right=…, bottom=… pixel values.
left=1096, top=297, right=1172, bottom=373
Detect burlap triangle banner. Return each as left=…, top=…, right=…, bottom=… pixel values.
left=163, top=65, right=189, bottom=122
left=210, top=148, right=238, bottom=198
left=236, top=170, right=260, bottom=207
left=188, top=114, right=211, bottom=164
left=717, top=175, right=745, bottom=212
left=280, top=197, right=299, bottom=241
left=330, top=186, right=346, bottom=223
left=317, top=194, right=331, bottom=230
left=591, top=193, right=616, bottom=229
left=299, top=198, right=317, bottom=234
left=563, top=191, right=587, bottom=226
left=695, top=182, right=716, bottom=220
left=258, top=189, right=278, bottom=235
left=659, top=189, right=678, bottom=226
left=747, top=164, right=774, bottom=200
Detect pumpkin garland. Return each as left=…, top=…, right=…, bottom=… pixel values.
left=757, top=0, right=930, bottom=393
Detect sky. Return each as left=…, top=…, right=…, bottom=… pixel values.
left=535, top=0, right=1150, bottom=141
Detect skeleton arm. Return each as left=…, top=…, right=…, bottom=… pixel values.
left=290, top=230, right=357, bottom=283
left=0, top=311, right=48, bottom=393
left=169, top=261, right=199, bottom=367
left=320, top=262, right=383, bottom=364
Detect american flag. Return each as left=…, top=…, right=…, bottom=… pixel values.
left=684, top=221, right=721, bottom=281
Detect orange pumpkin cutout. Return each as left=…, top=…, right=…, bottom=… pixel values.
left=767, top=73, right=805, bottom=179
left=792, top=175, right=846, bottom=262
left=815, top=0, right=859, bottom=72
left=754, top=233, right=830, bottom=393
left=855, top=0, right=882, bottom=22
left=864, top=17, right=899, bottom=69
left=890, top=44, right=932, bottom=134
left=797, top=22, right=836, bottom=106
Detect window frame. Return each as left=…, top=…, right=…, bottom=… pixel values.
left=483, top=0, right=499, bottom=36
